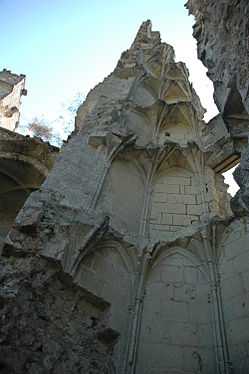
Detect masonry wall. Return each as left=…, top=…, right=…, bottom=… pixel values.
left=150, top=167, right=202, bottom=240
left=219, top=217, right=249, bottom=372
left=0, top=80, right=25, bottom=131
left=0, top=257, right=116, bottom=374
left=101, top=158, right=145, bottom=236
left=137, top=247, right=214, bottom=374
left=74, top=240, right=135, bottom=373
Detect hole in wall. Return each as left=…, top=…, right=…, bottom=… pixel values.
left=223, top=165, right=240, bottom=196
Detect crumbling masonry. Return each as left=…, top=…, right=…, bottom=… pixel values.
left=1, top=3, right=249, bottom=373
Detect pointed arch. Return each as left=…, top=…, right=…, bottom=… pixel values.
left=94, top=239, right=137, bottom=275
left=148, top=244, right=208, bottom=280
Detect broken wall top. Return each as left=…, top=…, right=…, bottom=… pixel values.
left=186, top=0, right=249, bottom=146
left=75, top=20, right=206, bottom=149
left=0, top=69, right=27, bottom=131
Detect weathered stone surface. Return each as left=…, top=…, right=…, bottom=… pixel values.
left=230, top=146, right=249, bottom=216
left=187, top=2, right=249, bottom=372
left=0, top=256, right=117, bottom=374
left=0, top=69, right=26, bottom=131
left=186, top=0, right=249, bottom=150
left=0, top=127, right=58, bottom=249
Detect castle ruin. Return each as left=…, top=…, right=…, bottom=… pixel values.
left=1, top=2, right=249, bottom=373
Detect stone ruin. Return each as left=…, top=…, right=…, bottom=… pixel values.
left=0, top=69, right=26, bottom=131
left=0, top=70, right=58, bottom=251
left=1, top=2, right=249, bottom=373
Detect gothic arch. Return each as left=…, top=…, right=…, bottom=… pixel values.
left=150, top=245, right=202, bottom=272
left=137, top=244, right=214, bottom=374
left=100, top=156, right=147, bottom=234
left=93, top=239, right=137, bottom=275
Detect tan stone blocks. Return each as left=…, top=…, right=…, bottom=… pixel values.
left=166, top=176, right=191, bottom=185
left=154, top=183, right=181, bottom=194
left=187, top=204, right=203, bottom=215
left=172, top=214, right=190, bottom=226
left=184, top=185, right=200, bottom=195
left=166, top=203, right=186, bottom=214
left=160, top=212, right=173, bottom=225
left=167, top=193, right=196, bottom=204
left=161, top=264, right=183, bottom=283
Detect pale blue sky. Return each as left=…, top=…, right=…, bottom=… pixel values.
left=1, top=0, right=217, bottom=121
left=1, top=0, right=238, bottom=194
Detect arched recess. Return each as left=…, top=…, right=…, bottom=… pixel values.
left=125, top=108, right=153, bottom=147
left=136, top=246, right=214, bottom=374
left=74, top=239, right=136, bottom=373
left=98, top=154, right=147, bottom=235
left=158, top=104, right=196, bottom=146
left=0, top=157, right=47, bottom=242
left=218, top=218, right=249, bottom=371
left=149, top=159, right=202, bottom=241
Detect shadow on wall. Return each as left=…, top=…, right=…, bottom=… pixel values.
left=0, top=158, right=43, bottom=250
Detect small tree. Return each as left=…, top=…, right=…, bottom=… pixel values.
left=28, top=118, right=53, bottom=142
left=20, top=92, right=85, bottom=147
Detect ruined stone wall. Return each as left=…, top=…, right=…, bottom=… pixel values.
left=150, top=166, right=202, bottom=236
left=0, top=256, right=117, bottom=374
left=0, top=69, right=26, bottom=131
left=0, top=127, right=58, bottom=250
left=187, top=1, right=249, bottom=372
left=218, top=218, right=249, bottom=372
left=0, top=21, right=234, bottom=374
left=137, top=247, right=214, bottom=374
left=186, top=0, right=249, bottom=151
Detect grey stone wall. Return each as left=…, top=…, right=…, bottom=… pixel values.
left=219, top=218, right=249, bottom=373
left=0, top=256, right=117, bottom=374
left=137, top=247, right=214, bottom=374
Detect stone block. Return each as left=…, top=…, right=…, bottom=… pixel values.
left=242, top=270, right=249, bottom=292
left=160, top=213, right=173, bottom=225
left=172, top=214, right=191, bottom=226
left=185, top=185, right=199, bottom=194
left=148, top=266, right=163, bottom=283
left=167, top=193, right=196, bottom=204
left=233, top=251, right=249, bottom=273
left=187, top=204, right=203, bottom=215
left=221, top=274, right=243, bottom=301
left=180, top=184, right=185, bottom=194
left=150, top=229, right=172, bottom=241
left=189, top=298, right=212, bottom=324
left=161, top=264, right=183, bottom=283
left=183, top=347, right=215, bottom=372
left=163, top=299, right=189, bottom=322
left=227, top=317, right=249, bottom=344
left=155, top=206, right=165, bottom=218
left=170, top=225, right=181, bottom=232
left=153, top=184, right=167, bottom=193
left=184, top=265, right=199, bottom=284
left=166, top=176, right=191, bottom=185
left=166, top=203, right=186, bottom=214
left=224, top=293, right=249, bottom=321
left=196, top=193, right=203, bottom=204
left=219, top=258, right=235, bottom=278
left=165, top=321, right=199, bottom=346
left=163, top=184, right=181, bottom=194
left=151, top=192, right=167, bottom=202
left=137, top=342, right=183, bottom=371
